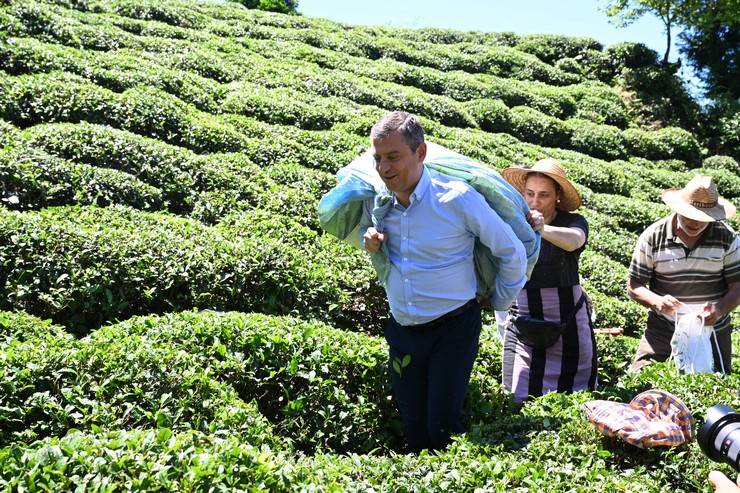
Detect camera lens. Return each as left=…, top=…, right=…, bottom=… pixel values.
left=698, top=404, right=740, bottom=471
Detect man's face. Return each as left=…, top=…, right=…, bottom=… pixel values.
left=371, top=131, right=426, bottom=197
left=677, top=214, right=711, bottom=237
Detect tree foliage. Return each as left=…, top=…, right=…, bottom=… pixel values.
left=238, top=0, right=299, bottom=15
left=602, top=0, right=692, bottom=64
left=678, top=0, right=740, bottom=100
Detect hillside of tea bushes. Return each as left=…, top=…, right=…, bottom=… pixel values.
left=1, top=0, right=740, bottom=490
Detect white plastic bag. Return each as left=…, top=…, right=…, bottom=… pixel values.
left=670, top=304, right=715, bottom=374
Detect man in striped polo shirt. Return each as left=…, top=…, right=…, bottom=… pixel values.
left=628, top=175, right=740, bottom=372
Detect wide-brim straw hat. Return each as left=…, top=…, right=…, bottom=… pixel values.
left=501, top=158, right=581, bottom=211
left=662, top=175, right=736, bottom=222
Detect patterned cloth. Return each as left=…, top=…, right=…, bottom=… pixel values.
left=582, top=389, right=694, bottom=448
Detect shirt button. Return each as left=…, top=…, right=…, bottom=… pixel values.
left=404, top=278, right=409, bottom=282
left=403, top=236, right=407, bottom=240
left=403, top=257, right=408, bottom=262
left=407, top=302, right=413, bottom=306
left=402, top=212, right=407, bottom=216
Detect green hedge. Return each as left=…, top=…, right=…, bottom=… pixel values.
left=583, top=192, right=669, bottom=233
left=0, top=309, right=68, bottom=343
left=0, top=313, right=279, bottom=448
left=0, top=147, right=165, bottom=211
left=0, top=205, right=385, bottom=333
left=565, top=118, right=628, bottom=160
left=580, top=208, right=637, bottom=264
left=220, top=81, right=362, bottom=131
left=0, top=71, right=365, bottom=173
left=21, top=121, right=334, bottom=226
left=0, top=36, right=223, bottom=111
left=515, top=34, right=602, bottom=65
left=703, top=155, right=739, bottom=173
left=105, top=310, right=396, bottom=453
left=0, top=429, right=299, bottom=492
left=0, top=118, right=18, bottom=148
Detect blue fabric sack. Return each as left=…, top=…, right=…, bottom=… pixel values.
left=318, top=142, right=539, bottom=303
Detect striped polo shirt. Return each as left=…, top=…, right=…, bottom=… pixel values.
left=629, top=213, right=740, bottom=330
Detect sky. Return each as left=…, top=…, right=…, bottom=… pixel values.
left=298, top=0, right=700, bottom=93
left=298, top=0, right=679, bottom=58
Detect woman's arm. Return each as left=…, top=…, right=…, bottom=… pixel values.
left=528, top=210, right=586, bottom=252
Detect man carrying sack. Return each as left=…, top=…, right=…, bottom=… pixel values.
left=627, top=175, right=740, bottom=372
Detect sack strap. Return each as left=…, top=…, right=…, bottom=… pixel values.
left=565, top=293, right=587, bottom=325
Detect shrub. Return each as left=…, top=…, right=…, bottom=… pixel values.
left=605, top=42, right=658, bottom=70
left=703, top=155, right=739, bottom=173
left=565, top=119, right=628, bottom=160
left=111, top=0, right=209, bottom=29
left=508, top=106, right=572, bottom=149
left=515, top=34, right=602, bottom=65
left=106, top=310, right=395, bottom=453
left=624, top=126, right=702, bottom=164
left=0, top=147, right=165, bottom=211
left=0, top=429, right=298, bottom=492
left=0, top=309, right=68, bottom=343
left=220, top=82, right=360, bottom=131
left=0, top=118, right=19, bottom=148
left=0, top=316, right=279, bottom=447
left=583, top=192, right=669, bottom=233
left=464, top=98, right=511, bottom=133
left=0, top=36, right=222, bottom=111
left=0, top=205, right=384, bottom=333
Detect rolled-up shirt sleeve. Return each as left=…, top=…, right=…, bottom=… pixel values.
left=460, top=188, right=527, bottom=310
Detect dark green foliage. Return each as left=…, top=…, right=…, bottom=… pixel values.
left=0, top=118, right=18, bottom=147
left=606, top=41, right=658, bottom=70
left=464, top=99, right=511, bottom=133
left=515, top=34, right=602, bottom=64
left=703, top=155, right=739, bottom=173
left=0, top=205, right=386, bottom=334
left=0, top=309, right=67, bottom=342
left=0, top=311, right=279, bottom=447
left=0, top=147, right=165, bottom=211
left=0, top=0, right=737, bottom=489
left=508, top=106, right=572, bottom=148
left=566, top=119, right=628, bottom=160
left=0, top=429, right=296, bottom=492
left=678, top=1, right=739, bottom=101
left=106, top=311, right=395, bottom=453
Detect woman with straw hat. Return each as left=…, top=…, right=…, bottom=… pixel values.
left=501, top=158, right=598, bottom=403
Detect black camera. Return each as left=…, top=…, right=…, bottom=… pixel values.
left=698, top=404, right=740, bottom=471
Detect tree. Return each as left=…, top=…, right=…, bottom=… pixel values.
left=678, top=0, right=739, bottom=100
left=602, top=0, right=691, bottom=64
left=237, top=0, right=299, bottom=14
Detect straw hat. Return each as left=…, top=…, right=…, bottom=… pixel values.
left=662, top=175, right=736, bottom=222
left=502, top=158, right=581, bottom=211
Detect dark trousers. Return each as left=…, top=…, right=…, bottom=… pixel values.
left=385, top=302, right=482, bottom=453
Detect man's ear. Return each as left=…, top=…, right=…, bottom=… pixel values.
left=416, top=142, right=427, bottom=163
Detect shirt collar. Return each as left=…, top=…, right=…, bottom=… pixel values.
left=407, top=165, right=430, bottom=205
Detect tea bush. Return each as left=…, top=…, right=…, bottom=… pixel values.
left=0, top=205, right=386, bottom=333
left=0, top=0, right=737, bottom=490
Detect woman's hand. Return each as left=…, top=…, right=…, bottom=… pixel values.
left=527, top=210, right=545, bottom=232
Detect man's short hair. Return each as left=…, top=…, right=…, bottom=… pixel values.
left=370, top=111, right=425, bottom=152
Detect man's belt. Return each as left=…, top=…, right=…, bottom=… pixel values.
left=402, top=299, right=479, bottom=330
